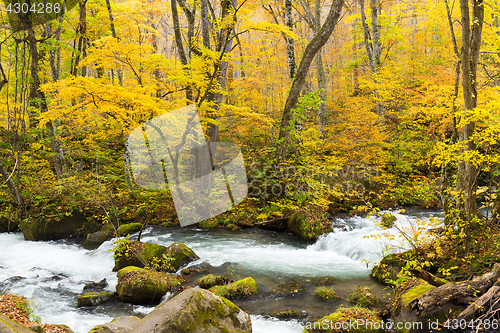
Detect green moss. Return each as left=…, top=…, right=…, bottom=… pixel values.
left=116, top=266, right=183, bottom=304
left=117, top=223, right=142, bottom=237
left=268, top=310, right=306, bottom=319
left=348, top=286, right=379, bottom=308
left=400, top=281, right=435, bottom=307
left=198, top=274, right=228, bottom=289
left=306, top=307, right=383, bottom=333
left=209, top=277, right=258, bottom=299
left=315, top=286, right=338, bottom=301
left=370, top=253, right=404, bottom=286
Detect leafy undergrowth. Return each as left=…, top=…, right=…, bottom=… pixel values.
left=0, top=294, right=71, bottom=332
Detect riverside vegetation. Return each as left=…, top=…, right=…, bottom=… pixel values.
left=1, top=0, right=500, bottom=332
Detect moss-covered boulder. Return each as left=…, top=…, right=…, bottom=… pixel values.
left=130, top=288, right=251, bottom=333
left=380, top=213, right=397, bottom=229
left=370, top=253, right=403, bottom=286
left=209, top=277, right=258, bottom=299
left=288, top=213, right=318, bottom=241
left=116, top=266, right=183, bottom=304
left=267, top=310, right=307, bottom=320
left=113, top=241, right=199, bottom=273
left=84, top=230, right=114, bottom=250
left=21, top=211, right=97, bottom=241
left=77, top=291, right=114, bottom=307
left=305, top=307, right=384, bottom=333
left=198, top=274, right=228, bottom=289
left=88, top=316, right=141, bottom=333
left=117, top=223, right=142, bottom=237
left=165, top=242, right=200, bottom=272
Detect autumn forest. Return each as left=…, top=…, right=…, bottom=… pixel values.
left=1, top=0, right=500, bottom=330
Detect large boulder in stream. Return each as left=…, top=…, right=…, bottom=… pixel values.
left=84, top=230, right=114, bottom=250
left=88, top=316, right=141, bottom=333
left=113, top=241, right=199, bottom=273
left=20, top=211, right=99, bottom=241
left=116, top=266, right=183, bottom=304
left=117, top=223, right=142, bottom=237
left=130, top=288, right=252, bottom=333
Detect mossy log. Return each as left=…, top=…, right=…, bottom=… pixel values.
left=409, top=263, right=500, bottom=315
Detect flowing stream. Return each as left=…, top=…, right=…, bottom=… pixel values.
left=0, top=208, right=443, bottom=333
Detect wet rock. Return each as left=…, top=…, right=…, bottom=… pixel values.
left=266, top=310, right=307, bottom=319
left=113, top=241, right=199, bottom=273
left=83, top=278, right=108, bottom=292
left=117, top=223, right=142, bottom=237
left=88, top=316, right=141, bottom=333
left=130, top=288, right=251, bottom=333
left=209, top=277, right=258, bottom=299
left=198, top=274, right=228, bottom=289
left=116, top=266, right=183, bottom=304
left=77, top=291, right=114, bottom=307
left=84, top=230, right=114, bottom=250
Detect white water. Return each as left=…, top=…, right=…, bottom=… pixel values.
left=0, top=209, right=442, bottom=333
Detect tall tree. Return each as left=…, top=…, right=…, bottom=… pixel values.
left=455, top=0, right=484, bottom=221
left=275, top=0, right=345, bottom=163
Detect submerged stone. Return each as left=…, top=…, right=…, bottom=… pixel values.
left=209, top=277, right=258, bottom=299
left=84, top=230, right=114, bottom=250
left=77, top=291, right=114, bottom=307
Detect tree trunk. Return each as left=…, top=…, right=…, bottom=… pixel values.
left=275, top=0, right=345, bottom=163
left=359, top=0, right=375, bottom=73
left=27, top=27, right=64, bottom=179
left=370, top=0, right=381, bottom=68
left=72, top=0, right=88, bottom=77
left=409, top=263, right=500, bottom=315
left=105, top=0, right=123, bottom=85
left=314, top=0, right=327, bottom=127
left=455, top=0, right=484, bottom=222
left=0, top=159, right=23, bottom=207
left=285, top=0, right=296, bottom=80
